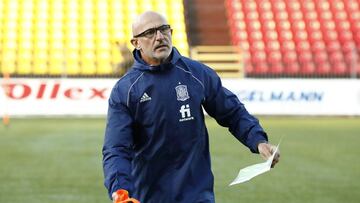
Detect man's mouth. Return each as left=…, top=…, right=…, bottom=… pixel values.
left=155, top=45, right=168, bottom=50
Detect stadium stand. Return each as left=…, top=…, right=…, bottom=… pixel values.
left=0, top=0, right=189, bottom=77
left=184, top=0, right=245, bottom=78
left=226, top=0, right=360, bottom=77
left=2, top=0, right=359, bottom=78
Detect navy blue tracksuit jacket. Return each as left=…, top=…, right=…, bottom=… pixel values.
left=103, top=47, right=268, bottom=202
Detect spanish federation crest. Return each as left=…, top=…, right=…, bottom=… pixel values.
left=175, top=85, right=190, bottom=101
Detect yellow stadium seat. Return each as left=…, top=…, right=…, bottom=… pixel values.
left=96, top=38, right=111, bottom=50
left=18, top=26, right=33, bottom=40
left=49, top=22, right=64, bottom=35
left=63, top=49, right=80, bottom=75
left=64, top=61, right=80, bottom=75
left=125, top=0, right=137, bottom=11
left=33, top=56, right=49, bottom=75
left=65, top=49, right=79, bottom=58
left=65, top=52, right=80, bottom=71
left=96, top=50, right=111, bottom=60
left=97, top=63, right=113, bottom=75
left=64, top=45, right=80, bottom=59
left=139, top=0, right=153, bottom=12
left=109, top=0, right=122, bottom=11
left=18, top=13, right=33, bottom=35
left=33, top=10, right=48, bottom=27
left=33, top=49, right=49, bottom=70
left=17, top=49, right=33, bottom=75
left=49, top=41, right=64, bottom=52
left=1, top=62, right=17, bottom=75
left=80, top=50, right=95, bottom=60
left=80, top=20, right=94, bottom=32
left=80, top=41, right=95, bottom=51
left=48, top=50, right=65, bottom=75
left=32, top=50, right=47, bottom=62
left=111, top=30, right=127, bottom=44
left=17, top=60, right=33, bottom=75
left=48, top=60, right=64, bottom=75
left=81, top=62, right=97, bottom=75
left=111, top=50, right=122, bottom=64
left=81, top=31, right=95, bottom=41
left=110, top=11, right=124, bottom=23
left=33, top=61, right=48, bottom=75
left=33, top=31, right=48, bottom=46
left=80, top=50, right=96, bottom=75
left=2, top=38, right=17, bottom=50
left=153, top=1, right=167, bottom=11
left=65, top=0, right=79, bottom=11
left=6, top=1, right=19, bottom=11
left=97, top=53, right=113, bottom=75
left=2, top=24, right=17, bottom=40
left=50, top=0, right=63, bottom=10
left=32, top=48, right=48, bottom=75
left=64, top=30, right=80, bottom=42
left=1, top=49, right=17, bottom=74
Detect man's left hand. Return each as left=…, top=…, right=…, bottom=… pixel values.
left=257, top=143, right=280, bottom=168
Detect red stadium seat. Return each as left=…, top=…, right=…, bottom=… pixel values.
left=329, top=51, right=344, bottom=64
left=311, top=41, right=326, bottom=52
left=253, top=62, right=269, bottom=74
left=316, top=62, right=331, bottom=75
left=282, top=51, right=297, bottom=64
left=301, top=62, right=316, bottom=75
left=251, top=50, right=266, bottom=63
left=326, top=41, right=341, bottom=53
left=284, top=63, right=300, bottom=75
left=268, top=51, right=283, bottom=74
left=296, top=41, right=311, bottom=52
left=313, top=51, right=328, bottom=64
left=269, top=62, right=284, bottom=75
left=338, top=31, right=353, bottom=43
left=298, top=51, right=313, bottom=64
left=333, top=62, right=348, bottom=75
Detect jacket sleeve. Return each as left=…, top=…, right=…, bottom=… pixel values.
left=202, top=70, right=268, bottom=153
left=102, top=87, right=134, bottom=198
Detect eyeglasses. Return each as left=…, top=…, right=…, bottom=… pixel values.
left=133, top=24, right=171, bottom=38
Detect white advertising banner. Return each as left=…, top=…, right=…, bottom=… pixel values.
left=0, top=78, right=116, bottom=116
left=222, top=79, right=360, bottom=116
left=0, top=78, right=359, bottom=116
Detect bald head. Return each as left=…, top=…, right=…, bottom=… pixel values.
left=132, top=11, right=169, bottom=37
left=130, top=11, right=173, bottom=66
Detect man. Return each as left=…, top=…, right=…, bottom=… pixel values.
left=103, top=11, right=280, bottom=203
left=114, top=41, right=134, bottom=76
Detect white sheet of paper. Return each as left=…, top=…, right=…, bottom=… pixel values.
left=229, top=144, right=279, bottom=186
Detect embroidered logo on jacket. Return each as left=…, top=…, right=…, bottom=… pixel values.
left=179, top=104, right=194, bottom=122
left=140, top=92, right=152, bottom=103
left=175, top=85, right=190, bottom=101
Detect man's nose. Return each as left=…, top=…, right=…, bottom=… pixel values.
left=155, top=30, right=165, bottom=40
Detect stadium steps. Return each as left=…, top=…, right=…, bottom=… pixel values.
left=190, top=46, right=244, bottom=78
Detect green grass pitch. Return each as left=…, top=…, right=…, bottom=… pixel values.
left=0, top=117, right=359, bottom=203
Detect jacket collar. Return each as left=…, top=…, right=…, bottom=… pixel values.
left=132, top=47, right=181, bottom=72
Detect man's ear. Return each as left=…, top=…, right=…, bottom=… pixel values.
left=131, top=38, right=141, bottom=50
